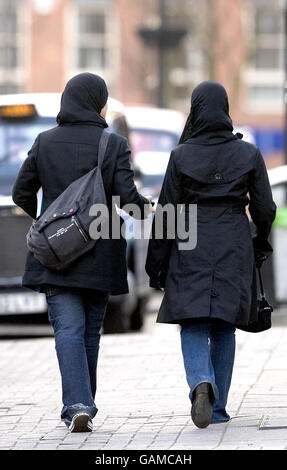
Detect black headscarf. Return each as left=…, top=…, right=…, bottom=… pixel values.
left=57, top=72, right=108, bottom=127
left=179, top=81, right=236, bottom=145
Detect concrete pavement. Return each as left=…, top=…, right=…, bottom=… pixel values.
left=1, top=294, right=287, bottom=450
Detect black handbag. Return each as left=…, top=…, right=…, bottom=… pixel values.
left=26, top=131, right=110, bottom=271
left=239, top=266, right=273, bottom=333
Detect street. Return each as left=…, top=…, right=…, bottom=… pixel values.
left=0, top=293, right=287, bottom=450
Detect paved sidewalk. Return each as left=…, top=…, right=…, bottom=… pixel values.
left=1, top=295, right=287, bottom=450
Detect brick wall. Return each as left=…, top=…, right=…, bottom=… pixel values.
left=113, top=0, right=158, bottom=105
left=26, top=0, right=67, bottom=92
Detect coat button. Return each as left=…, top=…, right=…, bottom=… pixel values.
left=214, top=173, right=222, bottom=181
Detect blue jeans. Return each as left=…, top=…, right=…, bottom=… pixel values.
left=180, top=319, right=236, bottom=423
left=45, top=285, right=109, bottom=426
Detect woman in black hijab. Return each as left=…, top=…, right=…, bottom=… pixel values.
left=178, top=80, right=233, bottom=142
left=146, top=81, right=276, bottom=428
left=13, top=72, right=153, bottom=432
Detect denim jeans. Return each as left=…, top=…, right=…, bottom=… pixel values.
left=45, top=285, right=109, bottom=426
left=180, top=319, right=236, bottom=423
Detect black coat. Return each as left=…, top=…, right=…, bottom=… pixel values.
left=145, top=134, right=276, bottom=327
left=12, top=78, right=148, bottom=295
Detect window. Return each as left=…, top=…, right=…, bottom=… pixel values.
left=72, top=1, right=111, bottom=73
left=78, top=47, right=105, bottom=69
left=0, top=5, right=18, bottom=69
left=77, top=11, right=106, bottom=69
left=0, top=83, right=19, bottom=94
left=256, top=9, right=281, bottom=35
left=0, top=117, right=56, bottom=196
left=79, top=12, right=106, bottom=35
left=0, top=0, right=23, bottom=94
left=244, top=0, right=285, bottom=111
left=253, top=6, right=284, bottom=70
left=250, top=85, right=283, bottom=102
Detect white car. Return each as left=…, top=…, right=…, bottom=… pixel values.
left=125, top=106, right=185, bottom=158
left=268, top=164, right=287, bottom=304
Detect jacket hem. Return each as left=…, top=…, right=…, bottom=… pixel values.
left=22, top=272, right=129, bottom=296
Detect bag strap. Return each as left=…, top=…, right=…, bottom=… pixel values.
left=97, top=130, right=110, bottom=169
left=257, top=267, right=265, bottom=298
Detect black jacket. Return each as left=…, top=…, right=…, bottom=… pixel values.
left=12, top=119, right=148, bottom=295
left=145, top=134, right=276, bottom=326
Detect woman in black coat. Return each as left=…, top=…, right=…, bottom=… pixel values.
left=145, top=81, right=276, bottom=428
left=12, top=73, right=152, bottom=432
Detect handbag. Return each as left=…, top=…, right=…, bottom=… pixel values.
left=239, top=266, right=273, bottom=333
left=26, top=130, right=110, bottom=271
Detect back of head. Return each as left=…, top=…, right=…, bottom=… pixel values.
left=57, top=73, right=108, bottom=126
left=179, top=81, right=233, bottom=144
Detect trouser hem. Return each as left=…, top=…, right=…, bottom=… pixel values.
left=189, top=380, right=218, bottom=405
left=61, top=403, right=98, bottom=423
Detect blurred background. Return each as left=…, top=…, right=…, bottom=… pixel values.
left=0, top=0, right=285, bottom=165
left=0, top=0, right=287, bottom=336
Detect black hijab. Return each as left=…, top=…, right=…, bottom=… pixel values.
left=57, top=72, right=108, bottom=127
left=179, top=81, right=238, bottom=145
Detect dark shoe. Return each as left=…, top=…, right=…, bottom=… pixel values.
left=191, top=382, right=213, bottom=428
left=69, top=413, right=93, bottom=432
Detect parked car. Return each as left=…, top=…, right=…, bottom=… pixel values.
left=267, top=164, right=287, bottom=306
left=125, top=106, right=185, bottom=158
left=133, top=150, right=170, bottom=205
left=0, top=93, right=151, bottom=333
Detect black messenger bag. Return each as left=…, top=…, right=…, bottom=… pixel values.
left=26, top=130, right=110, bottom=271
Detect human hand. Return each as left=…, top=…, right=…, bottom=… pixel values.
left=145, top=195, right=156, bottom=214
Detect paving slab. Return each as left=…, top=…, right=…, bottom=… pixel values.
left=1, top=295, right=287, bottom=450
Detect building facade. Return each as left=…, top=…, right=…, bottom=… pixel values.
left=0, top=0, right=285, bottom=166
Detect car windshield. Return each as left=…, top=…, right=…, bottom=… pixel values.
left=0, top=116, right=56, bottom=196
left=129, top=129, right=179, bottom=156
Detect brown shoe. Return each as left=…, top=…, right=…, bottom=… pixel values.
left=191, top=382, right=213, bottom=428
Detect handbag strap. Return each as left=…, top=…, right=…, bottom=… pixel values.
left=257, top=266, right=265, bottom=297
left=97, top=130, right=110, bottom=169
